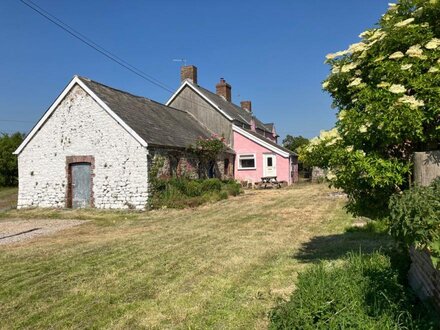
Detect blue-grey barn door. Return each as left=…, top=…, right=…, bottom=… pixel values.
left=71, top=163, right=92, bottom=208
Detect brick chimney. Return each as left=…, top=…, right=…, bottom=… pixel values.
left=181, top=65, right=197, bottom=84
left=240, top=101, right=252, bottom=112
left=216, top=78, right=231, bottom=102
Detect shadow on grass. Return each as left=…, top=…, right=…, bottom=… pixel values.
left=284, top=224, right=440, bottom=328
left=293, top=222, right=393, bottom=263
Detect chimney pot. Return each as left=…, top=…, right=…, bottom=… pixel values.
left=216, top=78, right=232, bottom=102
left=240, top=100, right=252, bottom=112
left=181, top=65, right=197, bottom=84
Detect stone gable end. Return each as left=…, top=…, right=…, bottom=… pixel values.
left=17, top=84, right=149, bottom=210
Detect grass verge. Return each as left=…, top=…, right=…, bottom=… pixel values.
left=269, top=249, right=439, bottom=329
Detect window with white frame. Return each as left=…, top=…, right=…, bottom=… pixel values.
left=238, top=154, right=256, bottom=169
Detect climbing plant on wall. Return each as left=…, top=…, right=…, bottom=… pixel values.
left=187, top=134, right=226, bottom=162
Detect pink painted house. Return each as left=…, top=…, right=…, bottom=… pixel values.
left=167, top=65, right=298, bottom=185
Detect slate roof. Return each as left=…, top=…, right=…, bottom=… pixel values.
left=240, top=127, right=297, bottom=156
left=78, top=77, right=212, bottom=149
left=188, top=82, right=272, bottom=133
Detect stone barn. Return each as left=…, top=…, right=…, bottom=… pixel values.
left=14, top=76, right=233, bottom=210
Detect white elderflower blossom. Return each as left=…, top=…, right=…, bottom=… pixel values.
left=377, top=82, right=390, bottom=88
left=326, top=139, right=337, bottom=146
left=341, top=62, right=359, bottom=73
left=338, top=110, right=347, bottom=120
left=398, top=95, right=425, bottom=108
left=389, top=51, right=404, bottom=59
left=388, top=3, right=397, bottom=10
left=389, top=84, right=406, bottom=94
left=395, top=18, right=415, bottom=27
left=406, top=44, right=425, bottom=58
left=378, top=123, right=384, bottom=130
left=326, top=49, right=350, bottom=60
left=332, top=66, right=341, bottom=74
left=359, top=29, right=386, bottom=40
left=369, top=29, right=387, bottom=41
left=359, top=125, right=368, bottom=133
left=359, top=30, right=370, bottom=38
left=319, top=128, right=340, bottom=140
left=428, top=67, right=439, bottom=73
left=425, top=38, right=440, bottom=49
left=401, top=64, right=413, bottom=70
left=358, top=51, right=368, bottom=59
left=308, top=137, right=320, bottom=147
left=348, top=78, right=362, bottom=87
left=322, top=80, right=329, bottom=88
left=326, top=172, right=336, bottom=181
left=348, top=42, right=367, bottom=53
left=346, top=146, right=354, bottom=152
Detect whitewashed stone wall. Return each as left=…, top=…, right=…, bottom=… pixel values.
left=17, top=85, right=149, bottom=210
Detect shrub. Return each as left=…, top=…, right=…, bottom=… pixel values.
left=180, top=179, right=202, bottom=197
left=150, top=178, right=242, bottom=209
left=389, top=178, right=440, bottom=267
left=269, top=251, right=437, bottom=329
left=0, top=132, right=24, bottom=187
left=301, top=0, right=440, bottom=218
left=200, top=178, right=222, bottom=192
left=222, top=181, right=241, bottom=196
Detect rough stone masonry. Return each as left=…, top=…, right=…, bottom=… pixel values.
left=17, top=85, right=149, bottom=210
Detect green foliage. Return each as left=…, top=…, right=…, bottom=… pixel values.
left=149, top=178, right=242, bottom=209
left=187, top=134, right=226, bottom=162
left=0, top=132, right=24, bottom=187
left=389, top=178, right=440, bottom=267
left=282, top=135, right=309, bottom=153
left=269, top=251, right=437, bottom=329
left=303, top=0, right=440, bottom=217
left=147, top=155, right=166, bottom=208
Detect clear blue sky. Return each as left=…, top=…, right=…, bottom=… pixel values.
left=0, top=0, right=389, bottom=140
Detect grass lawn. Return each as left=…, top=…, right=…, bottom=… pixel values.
left=0, top=184, right=392, bottom=329
left=0, top=187, right=18, bottom=210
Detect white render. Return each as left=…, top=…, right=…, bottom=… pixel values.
left=17, top=84, right=149, bottom=210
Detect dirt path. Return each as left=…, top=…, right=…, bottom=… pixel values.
left=0, top=219, right=87, bottom=245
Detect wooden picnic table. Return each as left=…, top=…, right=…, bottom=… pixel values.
left=260, top=176, right=281, bottom=189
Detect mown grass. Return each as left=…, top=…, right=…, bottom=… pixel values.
left=0, top=184, right=394, bottom=329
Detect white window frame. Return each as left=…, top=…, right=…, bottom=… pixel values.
left=238, top=153, right=257, bottom=170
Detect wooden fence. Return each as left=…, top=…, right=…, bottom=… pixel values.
left=413, top=150, right=440, bottom=186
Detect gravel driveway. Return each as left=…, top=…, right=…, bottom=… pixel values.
left=0, top=219, right=87, bottom=245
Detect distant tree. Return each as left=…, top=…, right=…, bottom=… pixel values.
left=0, top=132, right=24, bottom=187
left=282, top=135, right=309, bottom=153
